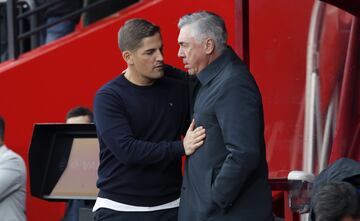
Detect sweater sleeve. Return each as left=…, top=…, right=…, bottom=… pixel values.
left=94, top=90, right=185, bottom=166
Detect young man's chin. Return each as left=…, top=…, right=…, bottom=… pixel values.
left=151, top=70, right=164, bottom=79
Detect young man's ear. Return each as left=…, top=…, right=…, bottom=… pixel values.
left=204, top=38, right=215, bottom=54
left=122, top=51, right=133, bottom=65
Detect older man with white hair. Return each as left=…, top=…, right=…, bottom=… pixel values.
left=177, top=11, right=273, bottom=221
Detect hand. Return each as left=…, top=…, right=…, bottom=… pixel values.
left=183, top=119, right=206, bottom=155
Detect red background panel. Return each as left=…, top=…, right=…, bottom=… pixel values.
left=0, top=1, right=236, bottom=220
left=249, top=0, right=314, bottom=173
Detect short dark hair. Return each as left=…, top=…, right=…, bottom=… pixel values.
left=66, top=106, right=93, bottom=122
left=0, top=116, right=4, bottom=141
left=314, top=182, right=360, bottom=221
left=118, top=18, right=160, bottom=52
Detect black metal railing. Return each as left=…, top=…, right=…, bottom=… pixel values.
left=2, top=0, right=139, bottom=61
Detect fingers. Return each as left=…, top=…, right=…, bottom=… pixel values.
left=191, top=133, right=206, bottom=149
left=183, top=123, right=206, bottom=155
left=193, top=125, right=204, bottom=133
left=193, top=133, right=206, bottom=144
left=191, top=126, right=206, bottom=142
left=187, top=119, right=195, bottom=132
left=193, top=126, right=205, bottom=135
left=193, top=140, right=204, bottom=147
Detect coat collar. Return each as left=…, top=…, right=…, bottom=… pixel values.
left=196, top=46, right=238, bottom=86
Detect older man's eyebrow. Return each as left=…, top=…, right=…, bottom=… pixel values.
left=178, top=42, right=188, bottom=46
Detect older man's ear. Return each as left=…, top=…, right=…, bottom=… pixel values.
left=204, top=38, right=215, bottom=55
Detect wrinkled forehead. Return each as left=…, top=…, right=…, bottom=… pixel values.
left=178, top=24, right=196, bottom=43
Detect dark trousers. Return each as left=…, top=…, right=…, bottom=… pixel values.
left=93, top=208, right=178, bottom=221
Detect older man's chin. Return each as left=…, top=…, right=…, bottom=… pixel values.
left=187, top=69, right=197, bottom=76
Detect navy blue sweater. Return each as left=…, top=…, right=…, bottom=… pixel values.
left=94, top=74, right=188, bottom=206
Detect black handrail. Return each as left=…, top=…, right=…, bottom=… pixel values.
left=17, top=0, right=62, bottom=20
left=18, top=0, right=115, bottom=40
left=5, top=0, right=133, bottom=60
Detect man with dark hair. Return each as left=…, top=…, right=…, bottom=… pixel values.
left=62, top=106, right=94, bottom=221
left=176, top=11, right=273, bottom=220
left=310, top=158, right=360, bottom=221
left=313, top=182, right=360, bottom=221
left=0, top=116, right=27, bottom=221
left=92, top=19, right=205, bottom=221
left=66, top=106, right=94, bottom=123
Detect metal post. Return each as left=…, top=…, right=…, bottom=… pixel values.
left=303, top=0, right=325, bottom=174
left=23, top=0, right=39, bottom=49
left=235, top=0, right=249, bottom=66
left=6, top=0, right=19, bottom=59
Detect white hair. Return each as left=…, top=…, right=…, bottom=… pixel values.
left=178, top=11, right=227, bottom=52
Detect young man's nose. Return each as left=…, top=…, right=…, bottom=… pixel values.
left=156, top=50, right=164, bottom=61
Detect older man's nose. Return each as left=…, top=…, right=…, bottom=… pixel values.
left=177, top=47, right=184, bottom=58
